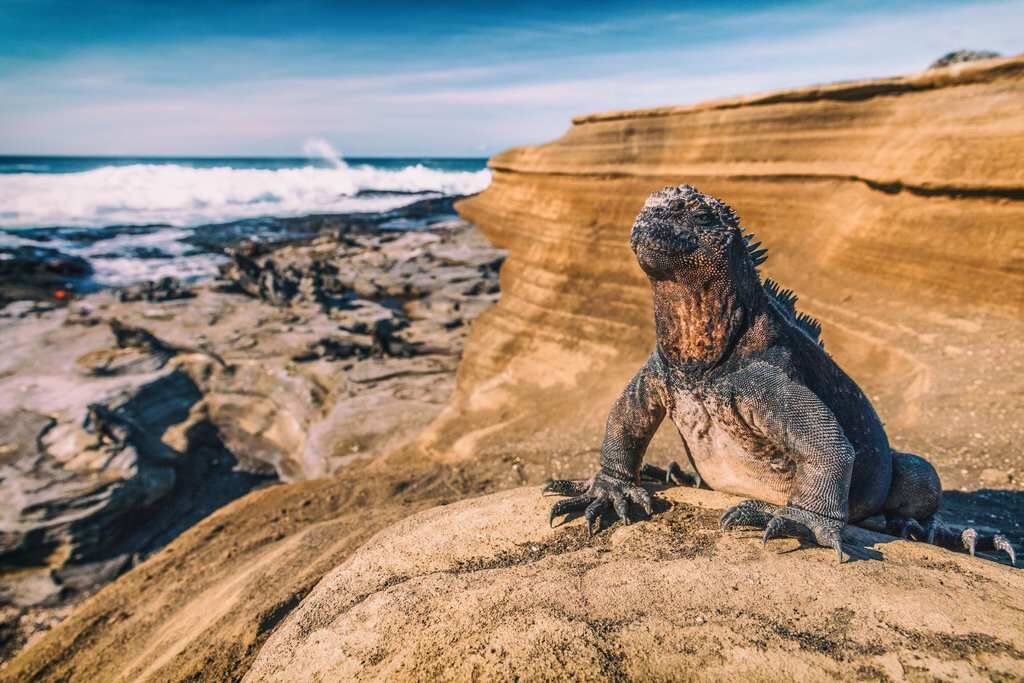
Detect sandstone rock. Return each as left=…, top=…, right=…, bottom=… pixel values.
left=245, top=486, right=1024, bottom=682
left=979, top=467, right=1012, bottom=487
left=0, top=369, right=202, bottom=569
left=444, top=54, right=1024, bottom=494
left=7, top=60, right=1024, bottom=681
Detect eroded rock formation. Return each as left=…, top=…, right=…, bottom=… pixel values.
left=0, top=220, right=503, bottom=661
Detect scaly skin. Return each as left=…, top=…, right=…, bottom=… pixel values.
left=545, top=185, right=1015, bottom=565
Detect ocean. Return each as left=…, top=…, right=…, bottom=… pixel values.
left=0, top=154, right=490, bottom=288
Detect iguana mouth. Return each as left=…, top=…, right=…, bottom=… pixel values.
left=631, top=232, right=697, bottom=255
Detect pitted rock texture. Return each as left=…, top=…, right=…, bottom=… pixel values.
left=244, top=486, right=1024, bottom=682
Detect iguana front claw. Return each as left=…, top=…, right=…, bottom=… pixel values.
left=542, top=479, right=589, bottom=497
left=545, top=471, right=654, bottom=535
left=721, top=500, right=845, bottom=562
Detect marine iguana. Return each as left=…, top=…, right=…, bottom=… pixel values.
left=109, top=319, right=229, bottom=369
left=545, top=185, right=1015, bottom=564
left=82, top=402, right=181, bottom=465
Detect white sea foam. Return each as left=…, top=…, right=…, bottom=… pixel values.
left=77, top=228, right=229, bottom=286
left=0, top=160, right=491, bottom=229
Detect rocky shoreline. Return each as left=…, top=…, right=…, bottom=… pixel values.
left=3, top=56, right=1022, bottom=681
left=0, top=205, right=504, bottom=661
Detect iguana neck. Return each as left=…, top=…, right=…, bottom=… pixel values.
left=650, top=278, right=763, bottom=368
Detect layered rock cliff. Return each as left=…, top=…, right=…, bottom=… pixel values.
left=6, top=57, right=1023, bottom=681
left=430, top=55, right=1024, bottom=491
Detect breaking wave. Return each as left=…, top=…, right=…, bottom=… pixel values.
left=0, top=158, right=491, bottom=229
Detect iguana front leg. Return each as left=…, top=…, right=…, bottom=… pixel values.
left=720, top=364, right=855, bottom=561
left=545, top=354, right=668, bottom=535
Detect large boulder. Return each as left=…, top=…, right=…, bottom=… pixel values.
left=246, top=486, right=1024, bottom=682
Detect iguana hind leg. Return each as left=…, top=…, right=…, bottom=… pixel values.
left=860, top=513, right=1017, bottom=565
left=923, top=517, right=1016, bottom=565
left=873, top=452, right=1016, bottom=565
left=883, top=452, right=941, bottom=520
left=639, top=461, right=701, bottom=488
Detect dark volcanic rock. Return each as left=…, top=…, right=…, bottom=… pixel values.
left=185, top=195, right=468, bottom=253
left=929, top=50, right=1001, bottom=69
left=9, top=224, right=168, bottom=246
left=0, top=195, right=476, bottom=312
left=0, top=245, right=94, bottom=305
left=117, top=277, right=195, bottom=303
left=217, top=251, right=303, bottom=306
left=91, top=246, right=172, bottom=260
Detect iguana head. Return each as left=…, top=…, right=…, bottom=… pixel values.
left=630, top=184, right=763, bottom=283
left=630, top=185, right=774, bottom=365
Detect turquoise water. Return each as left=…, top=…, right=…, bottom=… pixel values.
left=0, top=156, right=487, bottom=175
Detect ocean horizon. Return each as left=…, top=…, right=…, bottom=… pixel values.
left=0, top=154, right=488, bottom=175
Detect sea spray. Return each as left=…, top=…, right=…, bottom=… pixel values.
left=302, top=137, right=346, bottom=169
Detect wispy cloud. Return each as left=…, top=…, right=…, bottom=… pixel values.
left=0, top=0, right=1021, bottom=155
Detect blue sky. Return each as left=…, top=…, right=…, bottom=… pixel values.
left=0, top=0, right=1021, bottom=156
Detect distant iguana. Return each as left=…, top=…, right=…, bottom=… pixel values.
left=109, top=319, right=229, bottom=369
left=82, top=402, right=180, bottom=465
left=546, top=185, right=1015, bottom=564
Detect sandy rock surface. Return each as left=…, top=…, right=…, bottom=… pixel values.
left=246, top=486, right=1024, bottom=682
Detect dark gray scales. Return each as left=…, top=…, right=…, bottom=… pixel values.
left=545, top=184, right=1015, bottom=565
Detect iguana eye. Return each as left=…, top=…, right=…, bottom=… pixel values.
left=694, top=210, right=714, bottom=226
